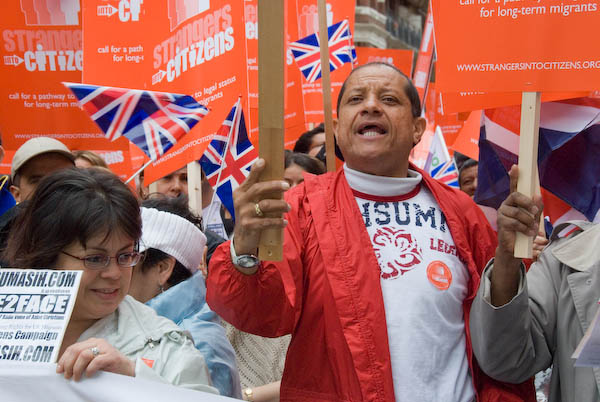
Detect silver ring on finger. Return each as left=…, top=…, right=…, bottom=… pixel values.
left=91, top=346, right=100, bottom=358
left=254, top=203, right=264, bottom=217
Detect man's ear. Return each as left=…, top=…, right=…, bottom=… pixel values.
left=157, top=256, right=176, bottom=288
left=9, top=185, right=21, bottom=203
left=412, top=116, right=427, bottom=146
left=333, top=118, right=339, bottom=141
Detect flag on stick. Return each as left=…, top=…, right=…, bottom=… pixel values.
left=476, top=97, right=600, bottom=228
left=64, top=83, right=209, bottom=161
left=199, top=99, right=257, bottom=219
left=289, top=19, right=356, bottom=83
left=424, top=126, right=459, bottom=188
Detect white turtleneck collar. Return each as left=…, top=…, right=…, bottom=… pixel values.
left=343, top=164, right=422, bottom=198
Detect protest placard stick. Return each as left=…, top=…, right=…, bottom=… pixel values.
left=257, top=0, right=284, bottom=261
left=317, top=0, right=336, bottom=173
left=514, top=91, right=541, bottom=258
left=125, top=160, right=152, bottom=184
left=187, top=162, right=202, bottom=216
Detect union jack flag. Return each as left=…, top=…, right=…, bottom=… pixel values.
left=424, top=126, right=459, bottom=188
left=289, top=19, right=357, bottom=83
left=431, top=160, right=459, bottom=188
left=199, top=98, right=257, bottom=219
left=64, top=83, right=209, bottom=161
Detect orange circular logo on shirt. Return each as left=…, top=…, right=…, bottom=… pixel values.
left=427, top=261, right=452, bottom=291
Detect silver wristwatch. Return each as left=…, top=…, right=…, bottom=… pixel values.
left=230, top=237, right=260, bottom=269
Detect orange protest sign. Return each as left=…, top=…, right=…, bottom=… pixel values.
left=450, top=110, right=482, bottom=161
left=76, top=147, right=134, bottom=181
left=440, top=91, right=591, bottom=114
left=293, top=0, right=356, bottom=126
left=355, top=47, right=414, bottom=77
left=0, top=1, right=127, bottom=154
left=413, top=3, right=434, bottom=104
left=432, top=0, right=600, bottom=92
left=82, top=0, right=249, bottom=184
left=425, top=84, right=464, bottom=151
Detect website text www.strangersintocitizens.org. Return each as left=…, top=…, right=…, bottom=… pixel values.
left=457, top=60, right=600, bottom=72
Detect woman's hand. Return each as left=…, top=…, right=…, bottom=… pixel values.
left=57, top=337, right=135, bottom=381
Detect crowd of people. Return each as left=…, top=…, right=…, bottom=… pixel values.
left=0, top=62, right=597, bottom=402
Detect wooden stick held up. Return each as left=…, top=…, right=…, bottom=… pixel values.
left=514, top=91, right=541, bottom=258
left=317, top=0, right=336, bottom=173
left=257, top=0, right=285, bottom=261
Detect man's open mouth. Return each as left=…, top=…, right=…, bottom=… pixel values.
left=357, top=123, right=387, bottom=137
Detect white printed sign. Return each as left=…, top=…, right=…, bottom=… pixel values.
left=0, top=269, right=82, bottom=365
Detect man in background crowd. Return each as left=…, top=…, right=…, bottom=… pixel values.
left=459, top=158, right=478, bottom=198
left=292, top=123, right=326, bottom=157
left=9, top=137, right=74, bottom=203
left=0, top=137, right=75, bottom=261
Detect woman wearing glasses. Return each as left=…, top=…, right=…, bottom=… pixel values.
left=2, top=168, right=217, bottom=393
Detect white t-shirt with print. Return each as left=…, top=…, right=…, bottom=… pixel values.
left=203, top=197, right=228, bottom=239
left=345, top=165, right=474, bottom=402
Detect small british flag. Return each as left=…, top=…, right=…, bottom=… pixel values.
left=199, top=98, right=257, bottom=219
left=431, top=160, right=459, bottom=188
left=64, top=83, right=209, bottom=161
left=289, top=19, right=357, bottom=83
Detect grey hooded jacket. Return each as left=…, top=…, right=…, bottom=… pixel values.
left=470, top=221, right=600, bottom=402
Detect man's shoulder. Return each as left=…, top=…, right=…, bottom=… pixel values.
left=285, top=170, right=340, bottom=200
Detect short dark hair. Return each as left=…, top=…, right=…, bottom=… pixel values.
left=459, top=159, right=478, bottom=181
left=293, top=123, right=325, bottom=154
left=336, top=62, right=422, bottom=118
left=140, top=195, right=202, bottom=286
left=284, top=151, right=326, bottom=175
left=3, top=168, right=141, bottom=269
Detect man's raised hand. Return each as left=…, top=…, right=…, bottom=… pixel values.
left=232, top=159, right=291, bottom=257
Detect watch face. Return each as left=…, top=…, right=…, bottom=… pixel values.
left=238, top=255, right=259, bottom=268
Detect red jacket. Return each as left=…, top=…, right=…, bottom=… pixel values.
left=207, top=168, right=534, bottom=402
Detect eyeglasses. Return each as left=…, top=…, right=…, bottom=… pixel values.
left=60, top=250, right=143, bottom=270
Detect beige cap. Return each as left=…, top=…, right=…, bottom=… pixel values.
left=11, top=137, right=75, bottom=180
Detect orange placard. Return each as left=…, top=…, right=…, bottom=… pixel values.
left=293, top=0, right=356, bottom=126
left=82, top=0, right=249, bottom=184
left=440, top=90, right=591, bottom=114
left=450, top=110, right=482, bottom=161
left=355, top=47, right=414, bottom=77
left=413, top=3, right=434, bottom=103
left=432, top=0, right=600, bottom=92
left=0, top=1, right=128, bottom=154
left=425, top=84, right=464, bottom=150
left=75, top=147, right=134, bottom=181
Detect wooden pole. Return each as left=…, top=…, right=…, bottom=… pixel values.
left=317, top=0, right=336, bottom=172
left=125, top=160, right=152, bottom=184
left=514, top=91, right=541, bottom=258
left=187, top=162, right=203, bottom=216
left=257, top=0, right=284, bottom=261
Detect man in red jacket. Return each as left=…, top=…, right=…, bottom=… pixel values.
left=207, top=63, right=534, bottom=402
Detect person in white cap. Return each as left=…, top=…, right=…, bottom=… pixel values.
left=128, top=196, right=241, bottom=399
left=9, top=137, right=74, bottom=202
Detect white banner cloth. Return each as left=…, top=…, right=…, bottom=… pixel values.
left=0, top=362, right=237, bottom=402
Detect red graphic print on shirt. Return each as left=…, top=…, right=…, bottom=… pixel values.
left=372, top=227, right=423, bottom=279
